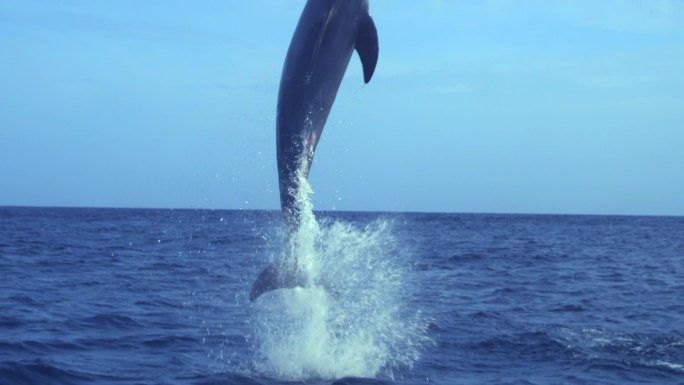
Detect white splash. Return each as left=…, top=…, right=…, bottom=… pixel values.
left=250, top=173, right=427, bottom=381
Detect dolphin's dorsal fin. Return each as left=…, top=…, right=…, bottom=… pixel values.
left=355, top=14, right=378, bottom=83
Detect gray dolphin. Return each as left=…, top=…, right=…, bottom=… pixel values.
left=250, top=0, right=378, bottom=301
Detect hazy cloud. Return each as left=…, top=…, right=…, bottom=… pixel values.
left=0, top=9, right=240, bottom=46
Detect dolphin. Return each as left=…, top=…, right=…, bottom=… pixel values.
left=250, top=0, right=379, bottom=301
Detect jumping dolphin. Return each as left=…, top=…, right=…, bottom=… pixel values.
left=250, top=0, right=379, bottom=301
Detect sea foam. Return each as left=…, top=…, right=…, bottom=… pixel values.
left=250, top=174, right=427, bottom=380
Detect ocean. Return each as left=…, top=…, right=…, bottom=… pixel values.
left=1, top=205, right=683, bottom=385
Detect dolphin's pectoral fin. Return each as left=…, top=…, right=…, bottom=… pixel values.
left=355, top=14, right=379, bottom=84
left=250, top=261, right=307, bottom=301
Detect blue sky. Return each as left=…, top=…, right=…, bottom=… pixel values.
left=1, top=0, right=683, bottom=215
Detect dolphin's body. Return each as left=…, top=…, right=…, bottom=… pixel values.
left=250, top=0, right=378, bottom=301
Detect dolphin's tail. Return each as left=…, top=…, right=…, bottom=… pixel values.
left=252, top=167, right=315, bottom=301
left=250, top=261, right=307, bottom=301
left=250, top=260, right=340, bottom=301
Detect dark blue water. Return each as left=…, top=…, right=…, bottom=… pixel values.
left=1, top=206, right=683, bottom=385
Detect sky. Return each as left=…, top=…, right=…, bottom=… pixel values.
left=1, top=0, right=683, bottom=215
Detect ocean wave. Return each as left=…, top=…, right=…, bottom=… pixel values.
left=0, top=340, right=84, bottom=356
left=552, top=327, right=684, bottom=375
left=0, top=359, right=94, bottom=385
left=64, top=313, right=141, bottom=331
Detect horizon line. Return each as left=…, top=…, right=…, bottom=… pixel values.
left=1, top=204, right=682, bottom=219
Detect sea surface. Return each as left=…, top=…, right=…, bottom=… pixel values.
left=1, top=206, right=683, bottom=385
